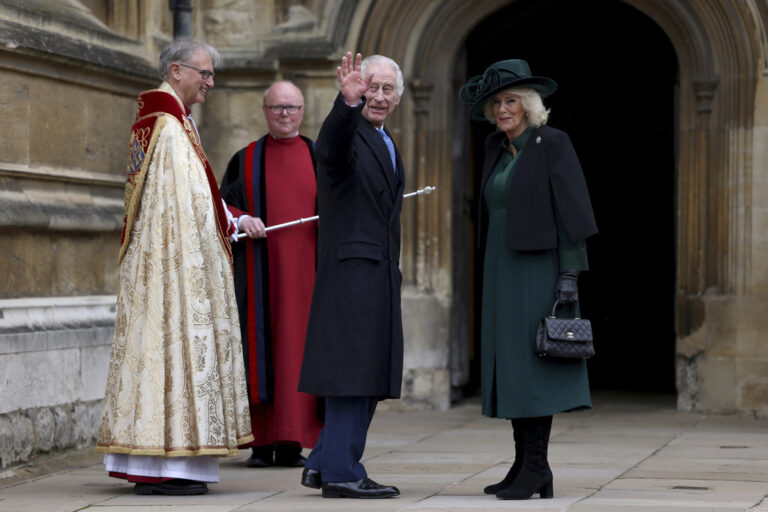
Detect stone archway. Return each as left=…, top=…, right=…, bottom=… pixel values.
left=355, top=0, right=767, bottom=414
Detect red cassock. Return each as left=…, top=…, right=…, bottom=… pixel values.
left=221, top=134, right=322, bottom=448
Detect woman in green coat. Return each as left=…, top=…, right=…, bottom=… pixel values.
left=459, top=60, right=598, bottom=500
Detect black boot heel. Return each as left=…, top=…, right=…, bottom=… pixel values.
left=539, top=481, right=554, bottom=498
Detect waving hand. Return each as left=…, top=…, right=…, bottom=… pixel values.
left=337, top=52, right=372, bottom=106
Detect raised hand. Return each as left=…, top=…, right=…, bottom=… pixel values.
left=337, top=51, right=372, bottom=106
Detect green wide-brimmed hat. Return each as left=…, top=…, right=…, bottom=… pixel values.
left=459, top=59, right=557, bottom=121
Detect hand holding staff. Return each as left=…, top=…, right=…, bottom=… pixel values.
left=239, top=216, right=267, bottom=239
left=235, top=186, right=435, bottom=240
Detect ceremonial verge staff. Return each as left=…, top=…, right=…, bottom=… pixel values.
left=235, top=186, right=436, bottom=239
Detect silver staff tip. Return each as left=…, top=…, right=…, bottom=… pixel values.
left=423, top=186, right=435, bottom=194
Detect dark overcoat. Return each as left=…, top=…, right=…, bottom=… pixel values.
left=298, top=94, right=405, bottom=398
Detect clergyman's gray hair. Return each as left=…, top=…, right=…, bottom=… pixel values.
left=483, top=87, right=550, bottom=127
left=361, top=55, right=404, bottom=98
left=158, top=37, right=221, bottom=80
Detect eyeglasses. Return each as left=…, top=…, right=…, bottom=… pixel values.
left=178, top=62, right=215, bottom=81
left=265, top=104, right=303, bottom=115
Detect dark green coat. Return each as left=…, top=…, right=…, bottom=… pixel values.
left=479, top=126, right=595, bottom=419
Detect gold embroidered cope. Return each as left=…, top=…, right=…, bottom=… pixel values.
left=97, top=83, right=253, bottom=457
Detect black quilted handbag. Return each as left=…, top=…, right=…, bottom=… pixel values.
left=535, top=300, right=595, bottom=359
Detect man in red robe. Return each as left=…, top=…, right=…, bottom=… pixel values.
left=220, top=81, right=322, bottom=468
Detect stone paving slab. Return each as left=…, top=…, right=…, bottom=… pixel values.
left=0, top=392, right=767, bottom=512
left=402, top=495, right=578, bottom=510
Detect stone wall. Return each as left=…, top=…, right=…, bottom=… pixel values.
left=676, top=295, right=768, bottom=419
left=0, top=297, right=114, bottom=468
left=0, top=0, right=161, bottom=469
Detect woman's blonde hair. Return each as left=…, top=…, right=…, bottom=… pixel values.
left=483, top=87, right=550, bottom=127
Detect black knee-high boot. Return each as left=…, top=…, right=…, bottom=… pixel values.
left=496, top=415, right=553, bottom=500
left=483, top=419, right=523, bottom=494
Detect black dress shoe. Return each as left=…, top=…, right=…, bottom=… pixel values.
left=133, top=479, right=208, bottom=495
left=301, top=467, right=321, bottom=489
left=245, top=446, right=274, bottom=468
left=274, top=443, right=306, bottom=467
left=322, top=477, right=399, bottom=499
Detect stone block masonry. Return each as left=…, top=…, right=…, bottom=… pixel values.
left=0, top=400, right=102, bottom=469
left=0, top=296, right=114, bottom=469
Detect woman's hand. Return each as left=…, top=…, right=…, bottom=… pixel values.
left=555, top=269, right=579, bottom=304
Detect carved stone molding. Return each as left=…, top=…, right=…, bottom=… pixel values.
left=411, top=79, right=434, bottom=116
left=0, top=295, right=116, bottom=341
left=0, top=163, right=123, bottom=233
left=692, top=76, right=719, bottom=114
left=408, top=79, right=437, bottom=290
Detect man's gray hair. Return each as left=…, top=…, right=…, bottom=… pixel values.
left=361, top=55, right=404, bottom=98
left=158, top=37, right=221, bottom=80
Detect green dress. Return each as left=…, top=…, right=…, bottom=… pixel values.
left=481, top=127, right=591, bottom=419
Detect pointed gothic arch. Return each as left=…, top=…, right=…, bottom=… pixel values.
left=354, top=0, right=767, bottom=412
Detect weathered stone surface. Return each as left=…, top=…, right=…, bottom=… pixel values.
left=677, top=352, right=701, bottom=412
left=400, top=368, right=451, bottom=411
left=0, top=412, right=34, bottom=468
left=0, top=297, right=112, bottom=465
left=21, top=75, right=135, bottom=177
left=677, top=295, right=768, bottom=416
left=52, top=406, right=73, bottom=449
left=72, top=402, right=100, bottom=449
left=30, top=407, right=55, bottom=452
left=402, top=288, right=450, bottom=369
left=0, top=414, right=12, bottom=469
left=0, top=78, right=31, bottom=164
left=0, top=401, right=103, bottom=468
left=203, top=87, right=268, bottom=177
left=9, top=414, right=32, bottom=463
left=203, top=5, right=268, bottom=47
left=0, top=18, right=155, bottom=79
left=54, top=235, right=120, bottom=295
left=82, top=91, right=137, bottom=175
left=80, top=344, right=111, bottom=403
left=698, top=355, right=739, bottom=414
left=735, top=298, right=768, bottom=359
left=29, top=81, right=87, bottom=171
left=739, top=360, right=768, bottom=417
left=400, top=289, right=452, bottom=409
left=300, top=77, right=338, bottom=140
left=0, top=349, right=80, bottom=414
left=0, top=233, right=119, bottom=297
